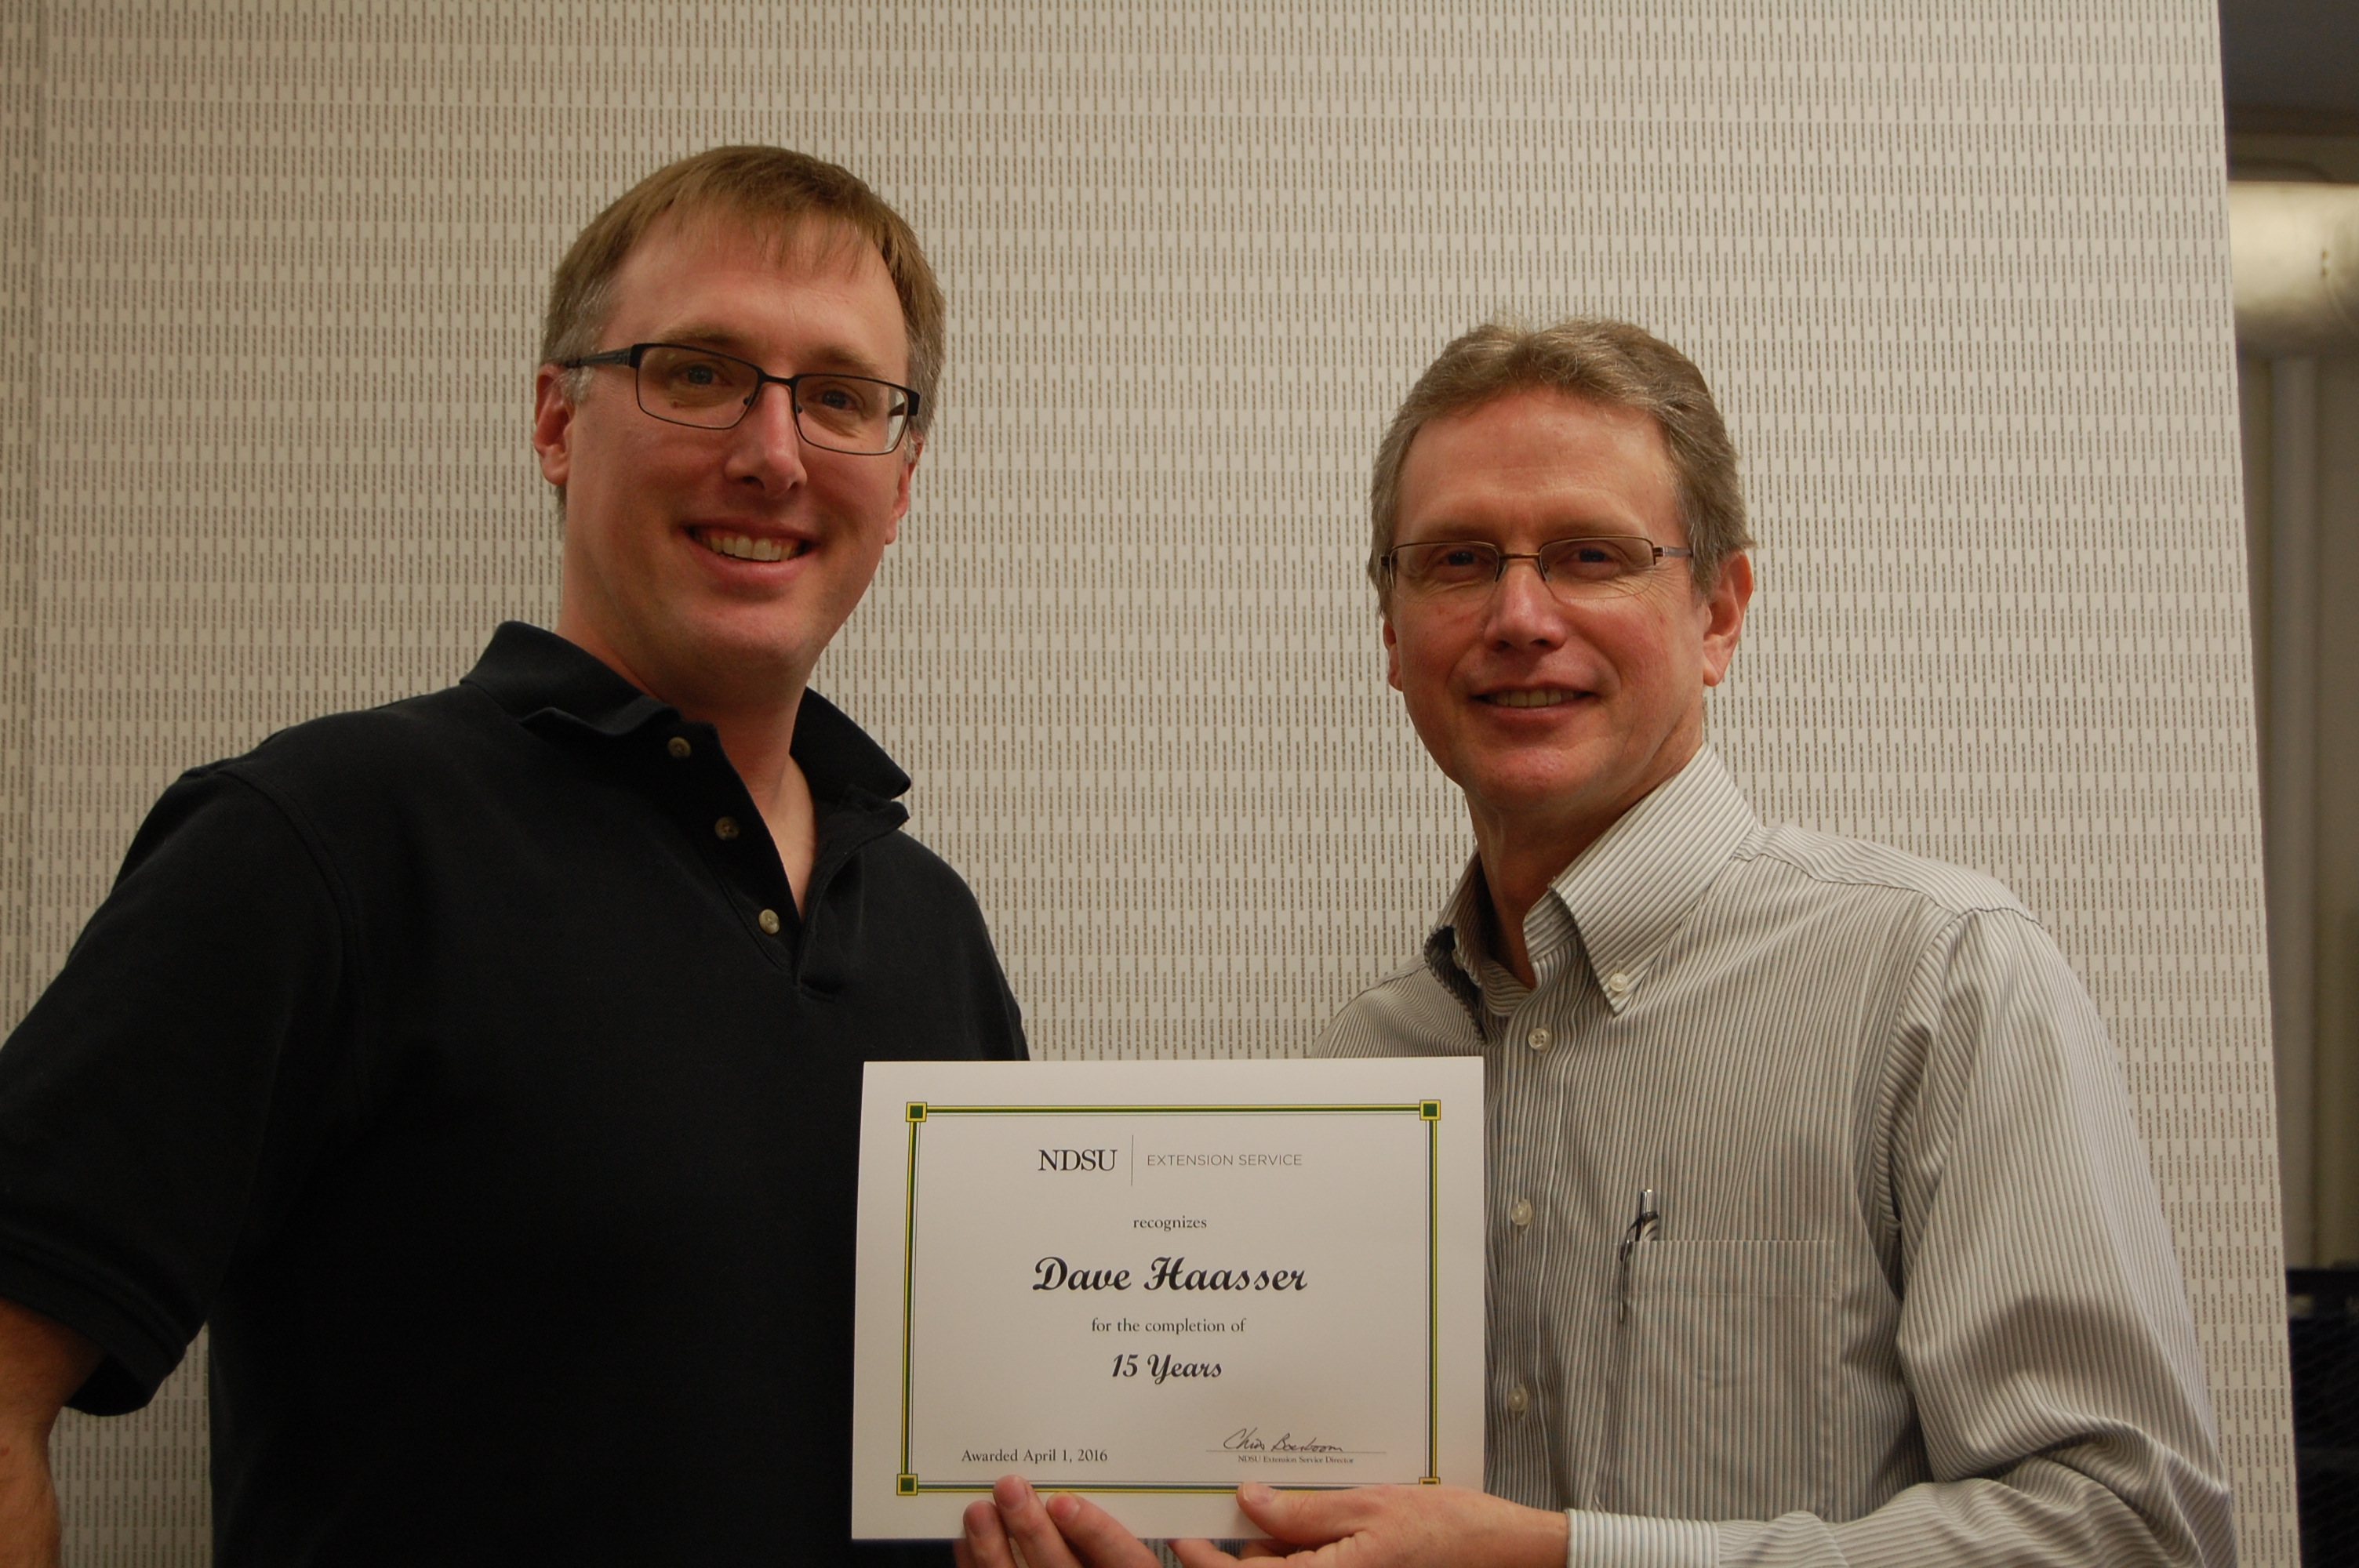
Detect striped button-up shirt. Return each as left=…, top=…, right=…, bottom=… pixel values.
left=1316, top=748, right=2232, bottom=1566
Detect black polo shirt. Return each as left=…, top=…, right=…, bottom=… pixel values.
left=0, top=622, right=1024, bottom=1566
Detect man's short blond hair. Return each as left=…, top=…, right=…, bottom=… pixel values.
left=541, top=145, right=945, bottom=440
left=1369, top=318, right=1750, bottom=604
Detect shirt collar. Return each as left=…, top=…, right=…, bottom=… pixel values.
left=460, top=621, right=913, bottom=807
left=1423, top=746, right=1759, bottom=1019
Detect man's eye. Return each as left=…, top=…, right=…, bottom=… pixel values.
left=806, top=379, right=878, bottom=415
left=655, top=355, right=746, bottom=398
left=1549, top=540, right=1640, bottom=580
left=1395, top=543, right=1500, bottom=587
left=1405, top=545, right=1497, bottom=586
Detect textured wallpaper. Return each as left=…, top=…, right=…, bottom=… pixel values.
left=5, top=2, right=2293, bottom=1561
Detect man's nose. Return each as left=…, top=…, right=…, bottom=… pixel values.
left=1483, top=555, right=1568, bottom=644
left=725, top=380, right=810, bottom=488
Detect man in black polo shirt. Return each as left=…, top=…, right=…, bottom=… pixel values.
left=0, top=146, right=1022, bottom=1566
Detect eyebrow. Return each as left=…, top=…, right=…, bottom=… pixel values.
left=656, top=324, right=892, bottom=380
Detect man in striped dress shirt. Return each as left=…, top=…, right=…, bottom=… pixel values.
left=962, top=319, right=2233, bottom=1567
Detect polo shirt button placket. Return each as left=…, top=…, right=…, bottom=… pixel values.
left=666, top=735, right=692, bottom=760
left=685, top=789, right=783, bottom=948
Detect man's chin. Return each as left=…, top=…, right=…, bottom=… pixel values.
left=611, top=615, right=829, bottom=712
left=1452, top=764, right=1615, bottom=821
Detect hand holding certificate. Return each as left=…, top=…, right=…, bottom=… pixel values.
left=851, top=1057, right=1484, bottom=1541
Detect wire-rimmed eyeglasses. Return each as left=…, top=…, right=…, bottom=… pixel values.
left=1380, top=537, right=1693, bottom=601
left=559, top=342, right=921, bottom=456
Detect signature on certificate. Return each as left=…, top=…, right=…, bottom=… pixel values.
left=1221, top=1427, right=1348, bottom=1454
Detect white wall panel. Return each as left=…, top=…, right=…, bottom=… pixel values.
left=4, top=2, right=2294, bottom=1560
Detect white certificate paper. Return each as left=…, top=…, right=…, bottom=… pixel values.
left=850, top=1057, right=1484, bottom=1541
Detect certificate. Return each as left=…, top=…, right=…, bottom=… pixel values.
left=850, top=1057, right=1484, bottom=1541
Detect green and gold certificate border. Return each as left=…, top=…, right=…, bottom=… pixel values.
left=893, top=1099, right=1445, bottom=1499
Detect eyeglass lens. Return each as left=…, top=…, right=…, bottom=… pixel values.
left=1392, top=538, right=1660, bottom=596
left=633, top=344, right=910, bottom=453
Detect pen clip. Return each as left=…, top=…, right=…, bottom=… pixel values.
left=1619, top=1188, right=1660, bottom=1250
left=1616, top=1189, right=1660, bottom=1322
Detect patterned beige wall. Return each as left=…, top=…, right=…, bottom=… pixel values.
left=4, top=6, right=39, bottom=1042
left=3, top=2, right=2295, bottom=1562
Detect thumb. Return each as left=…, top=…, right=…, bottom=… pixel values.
left=1233, top=1483, right=1360, bottom=1547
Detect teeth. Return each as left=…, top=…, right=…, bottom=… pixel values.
left=699, top=532, right=798, bottom=563
left=1489, top=689, right=1570, bottom=708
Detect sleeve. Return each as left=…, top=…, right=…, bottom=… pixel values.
left=990, top=955, right=1029, bottom=1063
left=1565, top=909, right=2236, bottom=1568
left=0, top=766, right=354, bottom=1414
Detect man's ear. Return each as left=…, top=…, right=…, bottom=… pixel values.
left=1699, top=550, right=1754, bottom=688
left=532, top=365, right=576, bottom=490
left=1382, top=615, right=1403, bottom=692
left=884, top=434, right=923, bottom=546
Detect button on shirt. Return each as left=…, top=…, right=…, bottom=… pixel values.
left=0, top=623, right=1024, bottom=1567
left=1317, top=749, right=2230, bottom=1567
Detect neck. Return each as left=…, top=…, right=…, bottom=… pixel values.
left=1470, top=824, right=1592, bottom=992
left=692, top=691, right=807, bottom=817
left=551, top=620, right=810, bottom=818
left=653, top=675, right=822, bottom=914
left=1470, top=734, right=1701, bottom=989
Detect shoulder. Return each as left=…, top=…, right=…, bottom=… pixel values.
left=1739, top=822, right=2033, bottom=924
left=115, top=685, right=497, bottom=875
left=861, top=825, right=993, bottom=916
left=220, top=683, right=500, bottom=789
left=1733, top=827, right=2096, bottom=1067
left=183, top=682, right=520, bottom=840
left=1314, top=957, right=1482, bottom=1058
left=1690, top=822, right=2069, bottom=1018
left=845, top=826, right=1016, bottom=994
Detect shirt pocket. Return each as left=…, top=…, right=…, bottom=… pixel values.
left=1608, top=1238, right=1837, bottom=1521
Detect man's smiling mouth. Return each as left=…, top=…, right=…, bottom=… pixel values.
left=693, top=529, right=807, bottom=564
left=1481, top=688, right=1578, bottom=709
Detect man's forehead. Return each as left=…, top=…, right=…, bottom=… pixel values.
left=1403, top=390, right=1676, bottom=507
left=599, top=207, right=907, bottom=376
left=623, top=205, right=889, bottom=286
left=1426, top=386, right=1661, bottom=451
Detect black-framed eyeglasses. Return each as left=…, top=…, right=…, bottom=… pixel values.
left=1381, top=536, right=1692, bottom=601
left=559, top=342, right=921, bottom=456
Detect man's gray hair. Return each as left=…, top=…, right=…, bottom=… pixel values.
left=1368, top=318, right=1750, bottom=604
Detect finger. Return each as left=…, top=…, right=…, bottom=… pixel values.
left=1230, top=1483, right=1369, bottom=1548
left=990, top=1475, right=1085, bottom=1568
left=960, top=1496, right=1016, bottom=1568
left=1040, top=1492, right=1166, bottom=1568
left=1169, top=1538, right=1249, bottom=1567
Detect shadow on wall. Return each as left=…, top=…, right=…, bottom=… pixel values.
left=2226, top=129, right=2359, bottom=1274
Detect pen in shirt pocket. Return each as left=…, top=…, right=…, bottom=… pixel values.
left=1616, top=1188, right=1660, bottom=1322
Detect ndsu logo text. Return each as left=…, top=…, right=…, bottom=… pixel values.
left=1039, top=1147, right=1121, bottom=1173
